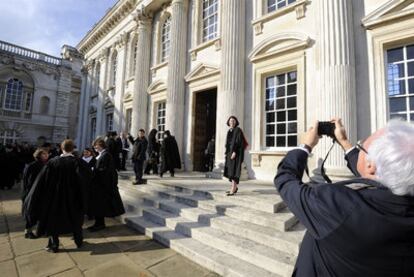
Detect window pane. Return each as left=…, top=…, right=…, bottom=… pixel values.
left=287, top=84, right=296, bottom=96
left=390, top=113, right=407, bottom=120
left=266, top=100, right=274, bottom=111
left=277, top=124, right=286, bottom=134
left=276, top=111, right=286, bottom=121
left=288, top=122, right=297, bottom=133
left=266, top=77, right=274, bottom=88
left=288, top=136, right=297, bottom=146
left=276, top=136, right=286, bottom=147
left=288, top=110, right=297, bottom=121
left=287, top=97, right=296, bottom=108
left=266, top=112, right=275, bottom=123
left=388, top=79, right=405, bottom=96
left=276, top=74, right=285, bottom=85
left=276, top=99, right=285, bottom=109
left=408, top=62, right=414, bottom=77
left=266, top=124, right=275, bottom=135
left=409, top=79, right=414, bottom=94
left=410, top=97, right=414, bottom=111
left=266, top=88, right=275, bottom=99
left=287, top=71, right=297, bottom=82
left=277, top=87, right=285, bottom=97
left=266, top=136, right=275, bottom=147
left=389, top=97, right=406, bottom=113
left=407, top=45, right=414, bottom=59
left=387, top=47, right=404, bottom=63
left=411, top=113, right=414, bottom=122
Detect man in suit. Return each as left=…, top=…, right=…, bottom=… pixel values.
left=275, top=118, right=414, bottom=277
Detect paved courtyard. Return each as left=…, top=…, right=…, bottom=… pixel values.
left=0, top=183, right=219, bottom=277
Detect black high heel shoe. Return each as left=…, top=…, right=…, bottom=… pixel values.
left=226, top=187, right=238, bottom=196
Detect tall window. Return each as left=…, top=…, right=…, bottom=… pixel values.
left=156, top=102, right=166, bottom=140
left=4, top=79, right=23, bottom=110
left=131, top=41, right=138, bottom=76
left=95, top=63, right=101, bottom=96
left=40, top=96, right=50, bottom=115
left=265, top=71, right=298, bottom=147
left=106, top=113, right=114, bottom=132
left=112, top=52, right=118, bottom=87
left=161, top=16, right=171, bottom=62
left=267, top=0, right=296, bottom=13
left=202, top=0, right=219, bottom=42
left=387, top=44, right=414, bottom=122
left=126, top=108, right=132, bottom=133
left=90, top=117, right=97, bottom=142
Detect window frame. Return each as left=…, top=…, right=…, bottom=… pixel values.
left=201, top=0, right=219, bottom=43
left=4, top=78, right=24, bottom=111
left=160, top=15, right=171, bottom=63
left=155, top=101, right=166, bottom=141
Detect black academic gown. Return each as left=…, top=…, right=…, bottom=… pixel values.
left=22, top=160, right=45, bottom=202
left=23, top=155, right=92, bottom=237
left=160, top=136, right=181, bottom=173
left=89, top=151, right=125, bottom=218
left=223, top=127, right=244, bottom=180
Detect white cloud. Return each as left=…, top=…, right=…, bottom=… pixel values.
left=0, top=0, right=117, bottom=56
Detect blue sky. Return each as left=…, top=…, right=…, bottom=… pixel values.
left=0, top=0, right=118, bottom=57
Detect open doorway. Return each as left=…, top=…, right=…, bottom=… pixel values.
left=193, top=88, right=217, bottom=172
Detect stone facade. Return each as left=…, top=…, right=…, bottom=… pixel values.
left=77, top=0, right=414, bottom=180
left=0, top=41, right=83, bottom=145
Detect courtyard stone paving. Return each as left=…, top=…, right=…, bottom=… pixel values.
left=0, top=181, right=219, bottom=277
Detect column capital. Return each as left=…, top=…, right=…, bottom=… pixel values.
left=131, top=8, right=152, bottom=26
left=98, top=47, right=110, bottom=62
left=115, top=32, right=129, bottom=49
left=171, top=0, right=188, bottom=7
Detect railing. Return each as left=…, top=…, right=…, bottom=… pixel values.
left=0, top=109, right=32, bottom=119
left=0, top=40, right=62, bottom=66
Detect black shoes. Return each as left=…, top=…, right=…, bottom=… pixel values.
left=45, top=238, right=59, bottom=253
left=133, top=180, right=145, bottom=185
left=24, top=231, right=37, bottom=239
left=226, top=187, right=238, bottom=196
left=87, top=225, right=105, bottom=232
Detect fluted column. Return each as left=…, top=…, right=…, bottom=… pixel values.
left=76, top=66, right=89, bottom=149
left=96, top=48, right=109, bottom=136
left=316, top=0, right=356, bottom=177
left=131, top=10, right=152, bottom=136
left=165, top=0, right=188, bottom=158
left=113, top=33, right=128, bottom=132
left=215, top=0, right=245, bottom=170
left=78, top=62, right=94, bottom=148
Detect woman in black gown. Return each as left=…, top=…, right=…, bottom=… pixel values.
left=224, top=116, right=247, bottom=196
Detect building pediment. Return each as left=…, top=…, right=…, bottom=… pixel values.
left=248, top=33, right=311, bottom=63
left=362, top=0, right=414, bottom=29
left=185, top=63, right=220, bottom=83
left=147, top=79, right=167, bottom=95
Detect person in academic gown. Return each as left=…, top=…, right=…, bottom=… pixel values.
left=81, top=148, right=96, bottom=170
left=160, top=130, right=181, bottom=177
left=87, top=138, right=125, bottom=232
left=23, top=140, right=92, bottom=253
left=144, top=129, right=160, bottom=175
left=224, top=116, right=247, bottom=196
left=22, top=147, right=49, bottom=239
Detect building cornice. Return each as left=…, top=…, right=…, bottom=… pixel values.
left=77, top=0, right=139, bottom=54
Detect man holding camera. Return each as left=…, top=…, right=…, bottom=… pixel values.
left=275, top=118, right=414, bottom=277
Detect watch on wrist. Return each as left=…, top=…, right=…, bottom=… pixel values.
left=299, top=143, right=312, bottom=153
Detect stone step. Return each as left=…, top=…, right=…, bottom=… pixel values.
left=147, top=180, right=286, bottom=213
left=141, top=207, right=296, bottom=276
left=120, top=183, right=298, bottom=232
left=120, top=187, right=303, bottom=257
left=125, top=215, right=281, bottom=277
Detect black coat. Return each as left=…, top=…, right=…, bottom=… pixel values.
left=160, top=136, right=181, bottom=172
left=275, top=148, right=414, bottom=277
left=23, top=156, right=92, bottom=236
left=129, top=135, right=148, bottom=162
left=223, top=127, right=244, bottom=180
left=89, top=151, right=125, bottom=217
left=22, top=160, right=45, bottom=201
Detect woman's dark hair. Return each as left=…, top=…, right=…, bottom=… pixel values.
left=226, top=115, right=240, bottom=127
left=148, top=129, right=158, bottom=141
left=83, top=147, right=95, bottom=157
left=164, top=130, right=171, bottom=137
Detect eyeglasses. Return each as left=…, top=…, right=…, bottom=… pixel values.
left=356, top=140, right=368, bottom=154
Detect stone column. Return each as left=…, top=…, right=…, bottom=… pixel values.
left=214, top=0, right=245, bottom=171
left=315, top=0, right=356, bottom=178
left=96, top=48, right=109, bottom=136
left=77, top=62, right=94, bottom=149
left=76, top=66, right=88, bottom=149
left=165, top=0, right=188, bottom=158
left=113, top=33, right=128, bottom=132
left=131, top=10, right=152, bottom=136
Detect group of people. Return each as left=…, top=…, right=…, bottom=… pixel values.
left=21, top=138, right=125, bottom=253
left=128, top=129, right=181, bottom=184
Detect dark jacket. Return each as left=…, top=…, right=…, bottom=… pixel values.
left=89, top=150, right=125, bottom=217
left=224, top=127, right=244, bottom=180
left=275, top=148, right=414, bottom=277
left=128, top=135, right=148, bottom=162
left=23, top=155, right=92, bottom=236
left=160, top=135, right=181, bottom=172
left=22, top=160, right=45, bottom=201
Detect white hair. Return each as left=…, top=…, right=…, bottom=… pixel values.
left=367, top=120, right=414, bottom=196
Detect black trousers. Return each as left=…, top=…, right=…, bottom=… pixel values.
left=133, top=160, right=144, bottom=181
left=50, top=228, right=82, bottom=247
left=121, top=150, right=128, bottom=170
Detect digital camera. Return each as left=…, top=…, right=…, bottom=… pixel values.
left=318, top=121, right=335, bottom=138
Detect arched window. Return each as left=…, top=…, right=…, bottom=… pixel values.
left=112, top=51, right=118, bottom=86
left=202, top=0, right=219, bottom=42
left=4, top=78, right=23, bottom=110
left=40, top=96, right=50, bottom=115
left=161, top=16, right=171, bottom=62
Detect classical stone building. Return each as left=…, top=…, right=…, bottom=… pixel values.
left=77, top=0, right=414, bottom=180
left=0, top=41, right=83, bottom=145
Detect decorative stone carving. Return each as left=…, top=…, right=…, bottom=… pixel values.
left=253, top=22, right=263, bottom=35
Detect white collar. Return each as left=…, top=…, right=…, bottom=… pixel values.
left=82, top=156, right=93, bottom=163
left=60, top=153, right=74, bottom=157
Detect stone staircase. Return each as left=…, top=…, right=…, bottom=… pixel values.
left=118, top=176, right=305, bottom=277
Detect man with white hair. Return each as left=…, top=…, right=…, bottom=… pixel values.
left=275, top=118, right=414, bottom=277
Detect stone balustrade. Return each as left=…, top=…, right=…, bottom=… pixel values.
left=0, top=40, right=62, bottom=65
